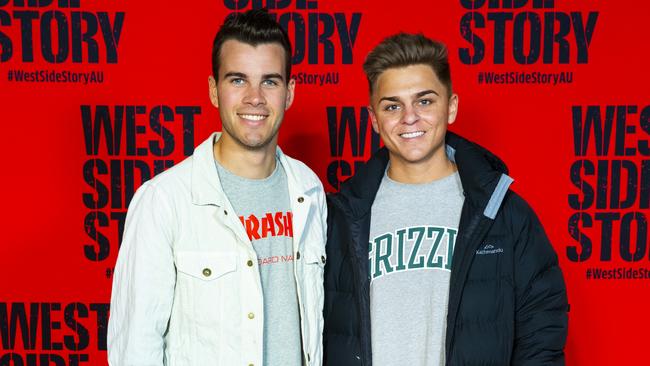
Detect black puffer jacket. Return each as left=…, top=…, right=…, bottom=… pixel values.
left=323, top=132, right=568, bottom=366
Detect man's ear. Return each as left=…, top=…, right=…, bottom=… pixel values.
left=448, top=93, right=459, bottom=125
left=368, top=105, right=380, bottom=134
left=208, top=76, right=219, bottom=108
left=285, top=77, right=296, bottom=110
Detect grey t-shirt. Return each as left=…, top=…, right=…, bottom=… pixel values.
left=369, top=170, right=464, bottom=366
left=216, top=159, right=301, bottom=366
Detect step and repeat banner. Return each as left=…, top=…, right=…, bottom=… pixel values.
left=1, top=0, right=648, bottom=365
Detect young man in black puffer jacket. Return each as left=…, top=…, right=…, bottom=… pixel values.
left=323, top=33, right=569, bottom=366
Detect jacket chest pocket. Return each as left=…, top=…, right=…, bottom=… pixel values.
left=302, top=248, right=326, bottom=315
left=302, top=248, right=326, bottom=282
left=301, top=242, right=327, bottom=284
left=174, top=251, right=239, bottom=320
left=176, top=251, right=237, bottom=280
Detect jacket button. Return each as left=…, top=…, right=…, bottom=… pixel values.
left=202, top=268, right=211, bottom=277
left=321, top=255, right=326, bottom=264
left=248, top=312, right=255, bottom=319
left=247, top=260, right=254, bottom=267
left=297, top=196, right=304, bottom=203
left=296, top=251, right=301, bottom=260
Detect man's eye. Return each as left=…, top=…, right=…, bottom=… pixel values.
left=383, top=104, right=400, bottom=112
left=231, top=78, right=245, bottom=85
left=262, top=79, right=279, bottom=87
left=418, top=99, right=433, bottom=106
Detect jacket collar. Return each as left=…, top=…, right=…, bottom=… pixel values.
left=445, top=132, right=513, bottom=219
left=335, top=131, right=513, bottom=219
left=191, top=132, right=317, bottom=206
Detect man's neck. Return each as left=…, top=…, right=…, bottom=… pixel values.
left=213, top=135, right=277, bottom=179
left=387, top=150, right=457, bottom=184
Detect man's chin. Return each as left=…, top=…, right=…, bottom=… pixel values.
left=389, top=149, right=439, bottom=165
left=236, top=134, right=275, bottom=151
left=221, top=125, right=280, bottom=152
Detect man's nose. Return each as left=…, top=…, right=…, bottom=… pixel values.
left=402, top=105, right=419, bottom=125
left=244, top=85, right=265, bottom=106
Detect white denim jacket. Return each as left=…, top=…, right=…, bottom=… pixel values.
left=107, top=133, right=327, bottom=366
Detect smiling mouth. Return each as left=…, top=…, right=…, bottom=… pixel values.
left=399, top=131, right=425, bottom=139
left=238, top=113, right=268, bottom=121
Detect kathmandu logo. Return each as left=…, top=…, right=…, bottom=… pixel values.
left=476, top=244, right=504, bottom=255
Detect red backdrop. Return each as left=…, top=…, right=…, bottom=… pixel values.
left=1, top=0, right=648, bottom=365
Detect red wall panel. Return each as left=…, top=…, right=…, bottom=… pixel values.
left=1, top=0, right=648, bottom=364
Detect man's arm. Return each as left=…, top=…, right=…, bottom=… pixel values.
left=512, top=196, right=569, bottom=365
left=107, top=183, right=176, bottom=366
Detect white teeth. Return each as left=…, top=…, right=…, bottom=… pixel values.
left=400, top=131, right=425, bottom=139
left=239, top=114, right=267, bottom=121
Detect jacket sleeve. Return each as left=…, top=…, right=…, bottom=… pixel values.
left=511, top=197, right=569, bottom=365
left=107, top=183, right=176, bottom=366
left=323, top=196, right=335, bottom=324
left=315, top=181, right=328, bottom=366
left=322, top=197, right=334, bottom=366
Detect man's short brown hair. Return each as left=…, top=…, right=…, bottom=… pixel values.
left=212, top=9, right=293, bottom=83
left=363, top=33, right=452, bottom=96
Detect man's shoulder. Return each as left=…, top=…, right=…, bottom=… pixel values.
left=497, top=190, right=546, bottom=237
left=142, top=132, right=215, bottom=189
left=132, top=155, right=195, bottom=205
left=501, top=190, right=538, bottom=216
left=146, top=155, right=193, bottom=188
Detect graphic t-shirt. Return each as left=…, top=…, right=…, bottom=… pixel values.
left=369, top=170, right=464, bottom=366
left=216, top=159, right=301, bottom=366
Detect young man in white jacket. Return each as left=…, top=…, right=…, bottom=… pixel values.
left=107, top=9, right=327, bottom=366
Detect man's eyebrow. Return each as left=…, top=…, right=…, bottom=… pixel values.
left=262, top=73, right=284, bottom=81
left=378, top=96, right=401, bottom=103
left=415, top=89, right=438, bottom=98
left=223, top=72, right=247, bottom=79
left=378, top=90, right=439, bottom=103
